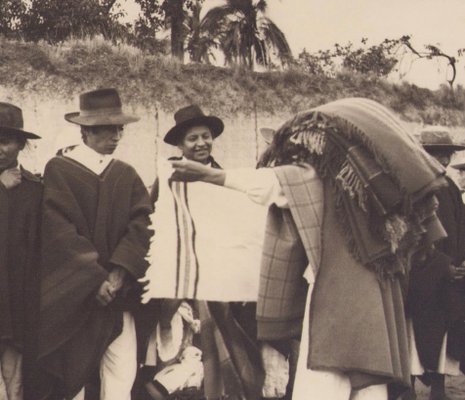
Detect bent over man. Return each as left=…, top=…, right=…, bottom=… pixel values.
left=171, top=98, right=448, bottom=400
left=36, top=88, right=152, bottom=400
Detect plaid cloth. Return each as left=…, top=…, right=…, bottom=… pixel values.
left=257, top=164, right=323, bottom=340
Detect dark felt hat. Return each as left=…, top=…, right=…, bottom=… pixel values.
left=420, top=126, right=465, bottom=152
left=164, top=105, right=224, bottom=145
left=0, top=102, right=40, bottom=139
left=65, top=88, right=139, bottom=126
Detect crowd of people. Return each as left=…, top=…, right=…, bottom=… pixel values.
left=1, top=88, right=465, bottom=400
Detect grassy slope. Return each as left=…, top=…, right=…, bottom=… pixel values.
left=1, top=37, right=465, bottom=125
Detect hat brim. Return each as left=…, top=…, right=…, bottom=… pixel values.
left=423, top=144, right=465, bottom=152
left=452, top=162, right=465, bottom=170
left=164, top=116, right=224, bottom=145
left=0, top=126, right=41, bottom=140
left=64, top=112, right=140, bottom=126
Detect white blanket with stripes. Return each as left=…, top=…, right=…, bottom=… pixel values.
left=143, top=161, right=267, bottom=302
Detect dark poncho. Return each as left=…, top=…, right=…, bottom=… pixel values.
left=37, top=156, right=152, bottom=398
left=0, top=168, right=42, bottom=398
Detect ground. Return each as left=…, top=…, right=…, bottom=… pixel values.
left=417, top=375, right=465, bottom=399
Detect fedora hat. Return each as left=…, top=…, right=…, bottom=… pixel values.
left=65, top=88, right=139, bottom=126
left=420, top=126, right=465, bottom=152
left=0, top=102, right=40, bottom=139
left=164, top=105, right=224, bottom=145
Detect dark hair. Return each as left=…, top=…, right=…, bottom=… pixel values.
left=0, top=130, right=27, bottom=149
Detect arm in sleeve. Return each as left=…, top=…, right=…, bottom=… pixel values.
left=224, top=167, right=288, bottom=208
left=110, top=173, right=154, bottom=279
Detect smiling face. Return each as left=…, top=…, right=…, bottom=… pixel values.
left=177, top=124, right=213, bottom=164
left=0, top=132, right=25, bottom=171
left=83, top=125, right=124, bottom=155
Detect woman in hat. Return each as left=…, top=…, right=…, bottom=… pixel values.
left=405, top=127, right=465, bottom=400
left=0, top=102, right=42, bottom=400
left=142, top=105, right=265, bottom=400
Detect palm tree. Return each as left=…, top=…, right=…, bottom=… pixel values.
left=186, top=0, right=217, bottom=63
left=201, top=0, right=291, bottom=70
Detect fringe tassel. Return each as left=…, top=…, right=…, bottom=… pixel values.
left=336, top=160, right=367, bottom=212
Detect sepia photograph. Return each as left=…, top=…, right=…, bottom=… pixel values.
left=1, top=0, right=465, bottom=399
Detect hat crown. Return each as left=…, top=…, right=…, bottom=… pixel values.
left=0, top=102, right=23, bottom=130
left=79, top=88, right=122, bottom=112
left=174, top=105, right=206, bottom=125
left=420, top=128, right=454, bottom=146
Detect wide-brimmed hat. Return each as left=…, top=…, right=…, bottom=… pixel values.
left=452, top=162, right=465, bottom=170
left=0, top=102, right=40, bottom=139
left=65, top=88, right=139, bottom=126
left=164, top=105, right=224, bottom=145
left=420, top=126, right=465, bottom=152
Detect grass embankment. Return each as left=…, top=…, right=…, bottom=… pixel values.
left=1, top=36, right=465, bottom=125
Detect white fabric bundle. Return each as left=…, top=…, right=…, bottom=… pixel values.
left=143, top=161, right=267, bottom=302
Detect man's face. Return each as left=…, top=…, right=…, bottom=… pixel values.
left=177, top=125, right=213, bottom=164
left=0, top=132, right=24, bottom=170
left=428, top=149, right=453, bottom=168
left=84, top=125, right=124, bottom=155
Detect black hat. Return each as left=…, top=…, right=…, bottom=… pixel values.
left=0, top=103, right=40, bottom=139
left=164, top=105, right=224, bottom=145
left=65, top=88, right=139, bottom=126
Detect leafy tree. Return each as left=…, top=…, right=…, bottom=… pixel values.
left=201, top=0, right=292, bottom=70
left=21, top=0, right=127, bottom=43
left=294, top=38, right=400, bottom=78
left=134, top=0, right=204, bottom=60
left=0, top=0, right=26, bottom=37
left=398, top=35, right=461, bottom=89
left=186, top=0, right=216, bottom=63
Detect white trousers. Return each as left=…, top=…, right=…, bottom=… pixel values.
left=407, top=319, right=460, bottom=376
left=0, top=346, right=23, bottom=400
left=72, top=312, right=137, bottom=400
left=292, top=284, right=387, bottom=400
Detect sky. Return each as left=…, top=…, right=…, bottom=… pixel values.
left=122, top=0, right=465, bottom=89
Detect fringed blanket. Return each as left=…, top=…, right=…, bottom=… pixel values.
left=143, top=161, right=267, bottom=302
left=257, top=97, right=448, bottom=391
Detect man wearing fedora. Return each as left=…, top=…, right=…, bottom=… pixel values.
left=405, top=126, right=465, bottom=400
left=142, top=105, right=264, bottom=400
left=36, top=88, right=152, bottom=400
left=0, top=103, right=42, bottom=400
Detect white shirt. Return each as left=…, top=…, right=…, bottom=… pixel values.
left=63, top=144, right=113, bottom=175
left=224, top=167, right=289, bottom=208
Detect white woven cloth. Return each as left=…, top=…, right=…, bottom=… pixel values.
left=143, top=161, right=267, bottom=302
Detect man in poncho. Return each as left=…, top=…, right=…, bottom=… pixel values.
left=170, top=98, right=447, bottom=399
left=36, top=88, right=152, bottom=400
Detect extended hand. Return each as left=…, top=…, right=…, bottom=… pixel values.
left=0, top=169, right=21, bottom=189
left=170, top=159, right=225, bottom=185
